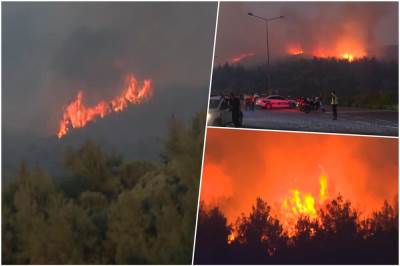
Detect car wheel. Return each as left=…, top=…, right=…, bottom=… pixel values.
left=265, top=103, right=272, bottom=110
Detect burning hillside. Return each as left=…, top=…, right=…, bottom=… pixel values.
left=229, top=52, right=256, bottom=64
left=286, top=38, right=367, bottom=62
left=216, top=2, right=397, bottom=64
left=57, top=73, right=153, bottom=138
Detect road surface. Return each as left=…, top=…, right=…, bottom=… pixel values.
left=239, top=107, right=398, bottom=136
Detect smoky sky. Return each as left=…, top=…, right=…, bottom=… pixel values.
left=3, top=2, right=217, bottom=135
left=215, top=2, right=398, bottom=64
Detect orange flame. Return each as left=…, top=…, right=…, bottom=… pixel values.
left=57, top=73, right=153, bottom=138
left=227, top=232, right=236, bottom=244
left=226, top=171, right=330, bottom=243
left=229, top=52, right=256, bottom=64
left=280, top=171, right=329, bottom=235
left=286, top=37, right=366, bottom=62
left=287, top=46, right=304, bottom=56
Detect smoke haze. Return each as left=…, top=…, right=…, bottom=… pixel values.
left=215, top=2, right=398, bottom=64
left=3, top=2, right=217, bottom=135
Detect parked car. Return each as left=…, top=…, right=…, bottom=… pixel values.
left=255, top=95, right=296, bottom=109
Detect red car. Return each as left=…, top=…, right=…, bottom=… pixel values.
left=255, top=95, right=296, bottom=109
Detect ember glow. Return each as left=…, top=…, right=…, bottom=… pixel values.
left=286, top=38, right=367, bottom=62
left=287, top=46, right=304, bottom=56
left=200, top=128, right=398, bottom=234
left=229, top=52, right=256, bottom=64
left=57, top=73, right=153, bottom=138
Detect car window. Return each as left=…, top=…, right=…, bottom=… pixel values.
left=268, top=96, right=285, bottom=100
left=209, top=99, right=220, bottom=109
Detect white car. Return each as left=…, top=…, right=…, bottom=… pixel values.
left=255, top=95, right=296, bottom=109
left=207, top=96, right=232, bottom=126
left=207, top=96, right=243, bottom=126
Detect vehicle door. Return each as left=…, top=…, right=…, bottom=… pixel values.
left=219, top=99, right=231, bottom=124
left=268, top=96, right=278, bottom=108
left=276, top=96, right=289, bottom=108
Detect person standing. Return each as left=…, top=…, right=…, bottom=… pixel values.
left=230, top=93, right=241, bottom=127
left=319, top=96, right=325, bottom=112
left=330, top=90, right=338, bottom=120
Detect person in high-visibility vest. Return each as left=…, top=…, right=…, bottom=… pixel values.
left=330, top=90, right=338, bottom=120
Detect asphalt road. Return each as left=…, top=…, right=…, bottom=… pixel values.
left=240, top=107, right=398, bottom=136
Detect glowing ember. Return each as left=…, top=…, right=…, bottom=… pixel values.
left=341, top=52, right=354, bottom=62
left=227, top=232, right=236, bottom=244
left=287, top=47, right=304, bottom=55
left=57, top=73, right=153, bottom=138
left=229, top=52, right=256, bottom=64
left=286, top=38, right=366, bottom=62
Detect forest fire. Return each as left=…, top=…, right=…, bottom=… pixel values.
left=57, top=73, right=153, bottom=138
left=287, top=47, right=364, bottom=62
left=226, top=172, right=330, bottom=243
left=200, top=128, right=398, bottom=246
left=286, top=39, right=366, bottom=62
left=229, top=52, right=255, bottom=64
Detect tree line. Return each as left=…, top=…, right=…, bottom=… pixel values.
left=212, top=58, right=398, bottom=109
left=194, top=195, right=398, bottom=264
left=2, top=112, right=205, bottom=264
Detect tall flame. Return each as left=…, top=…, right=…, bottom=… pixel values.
left=281, top=171, right=329, bottom=235
left=57, top=73, right=152, bottom=138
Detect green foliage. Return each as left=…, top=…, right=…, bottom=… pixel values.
left=62, top=141, right=122, bottom=198
left=340, top=90, right=398, bottom=110
left=2, top=112, right=206, bottom=264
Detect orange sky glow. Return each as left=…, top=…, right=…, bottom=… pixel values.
left=200, top=128, right=398, bottom=227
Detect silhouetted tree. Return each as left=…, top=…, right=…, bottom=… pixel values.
left=194, top=204, right=231, bottom=264
left=194, top=195, right=398, bottom=264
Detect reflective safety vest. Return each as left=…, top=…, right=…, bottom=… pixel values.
left=331, top=94, right=338, bottom=105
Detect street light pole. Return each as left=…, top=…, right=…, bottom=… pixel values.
left=248, top=13, right=284, bottom=94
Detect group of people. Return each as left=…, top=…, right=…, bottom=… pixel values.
left=299, top=90, right=338, bottom=120
left=226, top=90, right=339, bottom=128
left=302, top=96, right=326, bottom=112
left=244, top=94, right=257, bottom=111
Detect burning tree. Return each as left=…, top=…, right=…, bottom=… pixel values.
left=194, top=195, right=398, bottom=264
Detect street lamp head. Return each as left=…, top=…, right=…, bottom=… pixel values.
left=248, top=12, right=254, bottom=16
